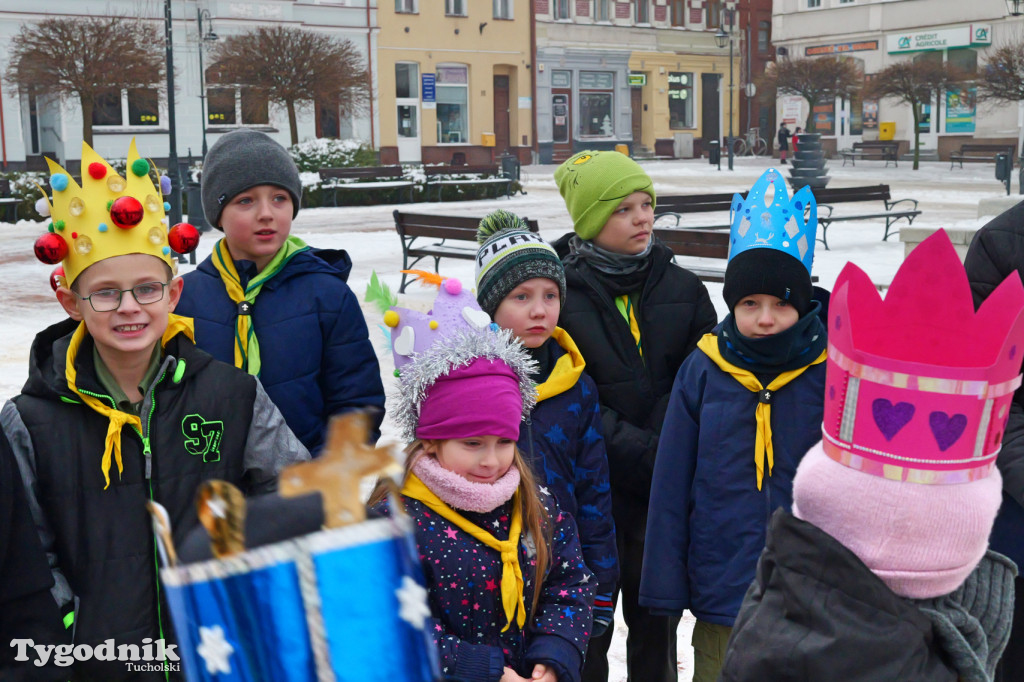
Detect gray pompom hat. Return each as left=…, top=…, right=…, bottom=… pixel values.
left=200, top=129, right=302, bottom=229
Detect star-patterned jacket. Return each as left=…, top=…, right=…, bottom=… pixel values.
left=519, top=331, right=618, bottom=590
left=376, top=488, right=595, bottom=682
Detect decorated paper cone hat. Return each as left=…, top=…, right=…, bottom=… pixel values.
left=380, top=273, right=536, bottom=443
left=34, top=140, right=199, bottom=286
left=821, top=229, right=1024, bottom=483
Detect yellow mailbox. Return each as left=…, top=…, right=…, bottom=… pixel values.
left=481, top=132, right=496, bottom=147
left=879, top=122, right=896, bottom=141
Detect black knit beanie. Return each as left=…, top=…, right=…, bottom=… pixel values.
left=723, top=248, right=813, bottom=317
left=201, top=129, right=302, bottom=229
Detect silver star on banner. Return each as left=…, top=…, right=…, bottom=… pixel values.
left=196, top=624, right=234, bottom=675
left=396, top=576, right=431, bottom=630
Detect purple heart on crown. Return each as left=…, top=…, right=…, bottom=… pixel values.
left=872, top=398, right=915, bottom=441
left=929, top=411, right=968, bottom=452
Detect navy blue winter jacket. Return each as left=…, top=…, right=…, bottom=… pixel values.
left=639, top=333, right=826, bottom=626
left=518, top=330, right=618, bottom=590
left=177, top=246, right=386, bottom=454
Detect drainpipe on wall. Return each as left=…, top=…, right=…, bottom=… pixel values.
left=0, top=78, right=8, bottom=169
left=530, top=0, right=537, bottom=163
left=366, top=0, right=376, bottom=150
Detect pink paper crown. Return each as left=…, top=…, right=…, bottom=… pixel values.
left=386, top=277, right=494, bottom=371
left=823, top=230, right=1024, bottom=484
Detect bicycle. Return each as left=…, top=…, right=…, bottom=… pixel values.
left=731, top=127, right=769, bottom=157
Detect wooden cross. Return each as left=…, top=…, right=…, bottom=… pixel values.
left=279, top=412, right=399, bottom=529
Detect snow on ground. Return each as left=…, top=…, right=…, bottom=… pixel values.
left=0, top=155, right=1014, bottom=680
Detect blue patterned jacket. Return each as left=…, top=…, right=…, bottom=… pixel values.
left=518, top=330, right=618, bottom=591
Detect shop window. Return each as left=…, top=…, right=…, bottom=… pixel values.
left=93, top=87, right=161, bottom=127
left=446, top=0, right=466, bottom=17
left=636, top=0, right=650, bottom=23
left=437, top=64, right=468, bottom=144
left=758, top=21, right=770, bottom=53
left=948, top=48, right=978, bottom=75
left=579, top=71, right=614, bottom=136
left=668, top=72, right=694, bottom=129
left=669, top=0, right=685, bottom=26
left=494, top=0, right=513, bottom=19
left=396, top=0, right=417, bottom=13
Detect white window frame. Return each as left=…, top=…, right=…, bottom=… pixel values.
left=436, top=63, right=470, bottom=145
left=446, top=0, right=467, bottom=17
left=206, top=85, right=270, bottom=128
left=494, top=0, right=513, bottom=19
left=807, top=0, right=821, bottom=7
left=554, top=0, right=571, bottom=20
left=596, top=0, right=612, bottom=21
left=668, top=72, right=695, bottom=129
left=92, top=87, right=164, bottom=130
left=395, top=0, right=417, bottom=14
left=636, top=0, right=650, bottom=24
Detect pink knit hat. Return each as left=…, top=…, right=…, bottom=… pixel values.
left=794, top=230, right=1024, bottom=599
left=417, top=357, right=524, bottom=440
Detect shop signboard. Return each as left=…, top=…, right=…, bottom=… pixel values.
left=887, top=24, right=991, bottom=53
left=805, top=41, right=878, bottom=57
left=862, top=99, right=879, bottom=129
left=813, top=102, right=835, bottom=135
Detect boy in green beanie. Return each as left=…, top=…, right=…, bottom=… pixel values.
left=553, top=150, right=717, bottom=682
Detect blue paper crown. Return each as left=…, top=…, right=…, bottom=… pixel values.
left=728, top=169, right=817, bottom=274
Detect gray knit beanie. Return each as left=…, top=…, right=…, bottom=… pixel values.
left=475, top=209, right=566, bottom=317
left=201, top=129, right=302, bottom=229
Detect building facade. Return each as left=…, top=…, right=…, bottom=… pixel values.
left=772, top=0, right=1018, bottom=158
left=0, top=0, right=376, bottom=170
left=376, top=0, right=533, bottom=165
left=534, top=0, right=740, bottom=162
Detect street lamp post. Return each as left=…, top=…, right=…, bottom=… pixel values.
left=164, top=0, right=182, bottom=227
left=196, top=9, right=218, bottom=158
left=714, top=11, right=735, bottom=171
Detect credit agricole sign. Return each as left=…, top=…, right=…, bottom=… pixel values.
left=887, top=24, right=991, bottom=53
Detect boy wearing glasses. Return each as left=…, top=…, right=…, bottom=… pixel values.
left=175, top=129, right=386, bottom=455
left=0, top=141, right=308, bottom=681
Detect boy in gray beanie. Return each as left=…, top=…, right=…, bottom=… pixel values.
left=475, top=208, right=619, bottom=638
left=175, top=130, right=385, bottom=455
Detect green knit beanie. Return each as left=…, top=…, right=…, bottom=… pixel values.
left=554, top=150, right=656, bottom=240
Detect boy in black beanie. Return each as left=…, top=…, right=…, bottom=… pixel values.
left=176, top=129, right=385, bottom=454
left=640, top=169, right=827, bottom=682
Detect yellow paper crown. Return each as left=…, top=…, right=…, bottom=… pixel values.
left=40, top=140, right=176, bottom=286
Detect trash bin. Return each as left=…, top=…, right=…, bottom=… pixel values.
left=185, top=181, right=210, bottom=232
left=996, top=153, right=1012, bottom=195
left=499, top=152, right=520, bottom=182
left=708, top=140, right=721, bottom=166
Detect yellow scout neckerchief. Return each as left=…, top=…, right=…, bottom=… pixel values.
left=615, top=294, right=642, bottom=358
left=210, top=236, right=309, bottom=376
left=65, top=314, right=194, bottom=489
left=535, top=327, right=586, bottom=403
left=696, top=334, right=826, bottom=491
left=402, top=472, right=527, bottom=632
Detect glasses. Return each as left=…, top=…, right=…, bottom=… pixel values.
left=75, top=281, right=170, bottom=312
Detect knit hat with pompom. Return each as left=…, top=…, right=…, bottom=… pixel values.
left=474, top=209, right=566, bottom=317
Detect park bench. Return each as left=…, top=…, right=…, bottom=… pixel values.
left=318, top=166, right=415, bottom=206
left=653, top=192, right=738, bottom=230
left=811, top=184, right=920, bottom=250
left=423, top=164, right=513, bottom=201
left=838, top=141, right=899, bottom=167
left=393, top=210, right=538, bottom=293
left=0, top=179, right=20, bottom=222
left=950, top=144, right=1016, bottom=170
left=653, top=227, right=820, bottom=284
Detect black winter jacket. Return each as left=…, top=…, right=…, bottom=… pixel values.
left=553, top=235, right=717, bottom=502
left=720, top=510, right=959, bottom=682
left=964, top=213, right=1024, bottom=566
left=1, top=319, right=308, bottom=681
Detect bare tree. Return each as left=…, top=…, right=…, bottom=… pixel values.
left=209, top=27, right=370, bottom=145
left=866, top=59, right=964, bottom=170
left=757, top=57, right=862, bottom=133
left=978, top=37, right=1024, bottom=156
left=5, top=16, right=164, bottom=148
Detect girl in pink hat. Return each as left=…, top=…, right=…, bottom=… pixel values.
left=371, top=301, right=595, bottom=682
